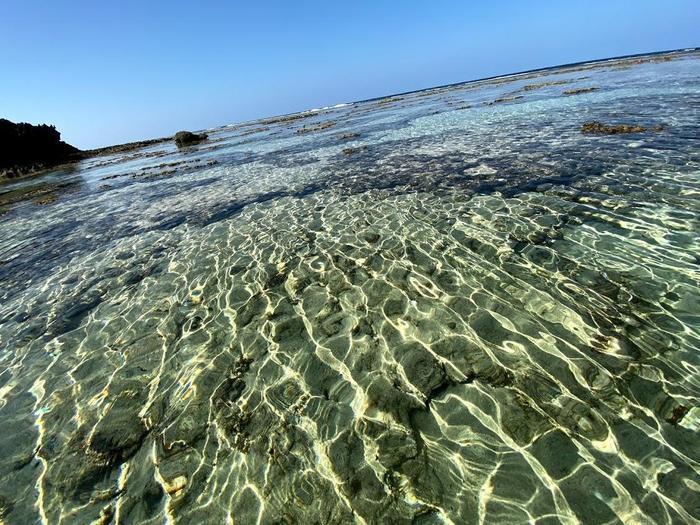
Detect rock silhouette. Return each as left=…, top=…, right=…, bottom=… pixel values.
left=0, top=118, right=80, bottom=179
left=174, top=131, right=208, bottom=147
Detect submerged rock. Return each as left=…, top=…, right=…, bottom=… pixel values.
left=581, top=121, right=663, bottom=134
left=666, top=404, right=689, bottom=426
left=174, top=131, right=208, bottom=147
left=164, top=475, right=187, bottom=495
left=35, top=195, right=58, bottom=205
left=342, top=146, right=366, bottom=156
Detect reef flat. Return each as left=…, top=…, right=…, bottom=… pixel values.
left=0, top=50, right=699, bottom=524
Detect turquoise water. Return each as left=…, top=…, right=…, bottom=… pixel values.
left=0, top=52, right=699, bottom=524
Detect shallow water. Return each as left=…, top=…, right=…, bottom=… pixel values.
left=1, top=52, right=699, bottom=524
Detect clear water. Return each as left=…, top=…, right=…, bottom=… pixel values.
left=1, top=52, right=699, bottom=524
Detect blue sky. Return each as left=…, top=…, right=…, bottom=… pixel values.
left=1, top=1, right=697, bottom=148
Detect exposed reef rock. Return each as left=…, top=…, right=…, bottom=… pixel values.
left=258, top=111, right=314, bottom=126
left=0, top=118, right=80, bottom=179
left=564, top=87, right=599, bottom=95
left=174, top=131, right=208, bottom=147
left=487, top=95, right=524, bottom=105
left=581, top=121, right=663, bottom=134
left=83, top=138, right=170, bottom=156
left=521, top=79, right=571, bottom=91
left=342, top=146, right=366, bottom=156
left=296, top=121, right=335, bottom=134
left=338, top=132, right=361, bottom=141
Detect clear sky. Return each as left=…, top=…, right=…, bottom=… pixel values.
left=1, top=1, right=697, bottom=149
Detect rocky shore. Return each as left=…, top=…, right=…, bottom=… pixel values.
left=0, top=119, right=207, bottom=181
left=0, top=119, right=80, bottom=179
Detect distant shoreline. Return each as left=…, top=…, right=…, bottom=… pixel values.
left=356, top=47, right=700, bottom=104
left=225, top=47, right=698, bottom=127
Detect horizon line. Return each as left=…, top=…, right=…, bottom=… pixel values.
left=213, top=46, right=699, bottom=132
left=9, top=46, right=699, bottom=149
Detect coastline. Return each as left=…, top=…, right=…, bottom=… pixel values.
left=0, top=137, right=173, bottom=182
left=2, top=47, right=697, bottom=184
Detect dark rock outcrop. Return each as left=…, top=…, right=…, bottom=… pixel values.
left=342, top=146, right=366, bottom=156
left=486, top=95, right=524, bottom=106
left=563, top=87, right=599, bottom=96
left=296, top=121, right=335, bottom=134
left=0, top=118, right=80, bottom=179
left=581, top=121, right=663, bottom=134
left=174, top=131, right=208, bottom=147
left=83, top=137, right=169, bottom=157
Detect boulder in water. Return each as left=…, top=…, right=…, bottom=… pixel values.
left=174, top=131, right=208, bottom=147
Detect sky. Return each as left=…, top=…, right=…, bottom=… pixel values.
left=1, top=1, right=698, bottom=149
